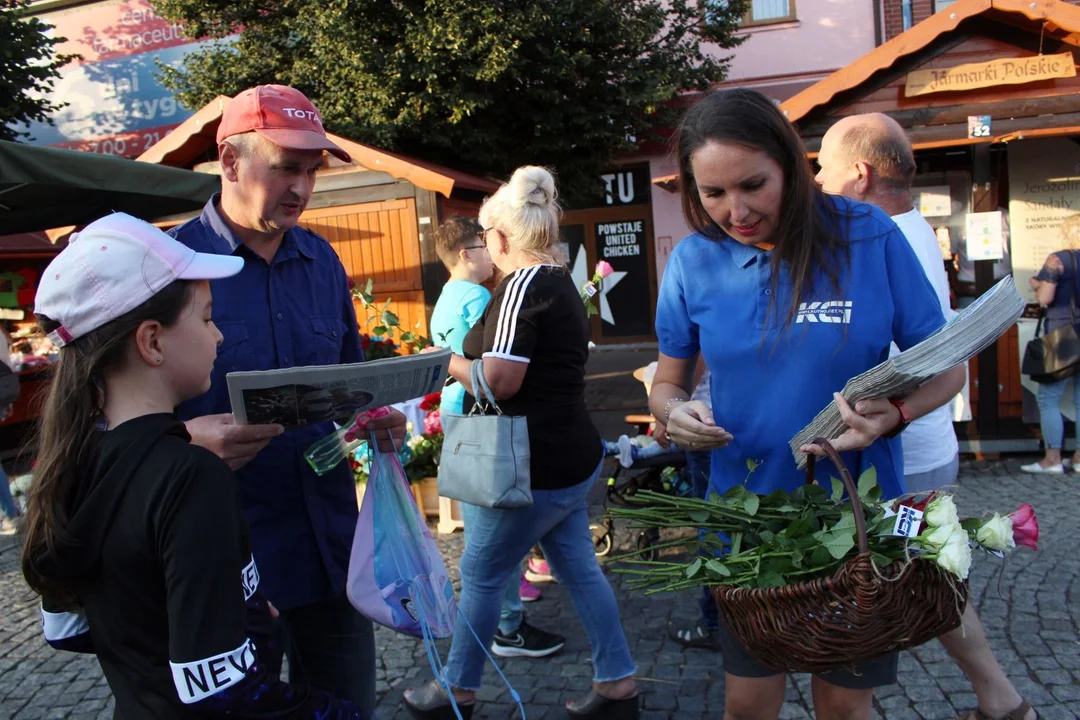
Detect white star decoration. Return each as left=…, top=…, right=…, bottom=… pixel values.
left=570, top=245, right=626, bottom=326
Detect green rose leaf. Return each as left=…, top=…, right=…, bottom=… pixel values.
left=705, top=559, right=731, bottom=577
left=744, top=494, right=760, bottom=517
left=830, top=477, right=845, bottom=502
left=857, top=466, right=877, bottom=499
left=688, top=510, right=710, bottom=524
left=811, top=545, right=833, bottom=566
left=746, top=458, right=759, bottom=473
left=757, top=570, right=786, bottom=588
left=822, top=529, right=856, bottom=560
left=686, top=557, right=703, bottom=578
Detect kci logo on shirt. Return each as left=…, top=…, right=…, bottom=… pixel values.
left=795, top=300, right=853, bottom=324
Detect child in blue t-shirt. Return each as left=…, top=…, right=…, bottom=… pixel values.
left=430, top=217, right=495, bottom=415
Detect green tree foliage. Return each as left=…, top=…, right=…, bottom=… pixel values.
left=0, top=0, right=79, bottom=141
left=154, top=0, right=747, bottom=203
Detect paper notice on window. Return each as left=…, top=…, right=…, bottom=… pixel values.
left=226, top=348, right=450, bottom=429
left=916, top=186, right=952, bottom=218
left=965, top=211, right=1005, bottom=261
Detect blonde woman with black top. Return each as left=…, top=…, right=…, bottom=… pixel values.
left=404, top=167, right=639, bottom=720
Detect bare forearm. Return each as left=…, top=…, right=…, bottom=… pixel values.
left=649, top=382, right=690, bottom=423
left=447, top=353, right=474, bottom=396
left=903, top=365, right=966, bottom=421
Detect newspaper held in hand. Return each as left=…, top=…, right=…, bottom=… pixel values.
left=790, top=276, right=1026, bottom=468
left=227, top=348, right=451, bottom=429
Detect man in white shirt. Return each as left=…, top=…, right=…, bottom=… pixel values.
left=816, top=113, right=1034, bottom=720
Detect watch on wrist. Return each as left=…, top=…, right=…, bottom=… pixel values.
left=883, top=398, right=912, bottom=438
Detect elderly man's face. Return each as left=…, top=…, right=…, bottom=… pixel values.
left=814, top=127, right=861, bottom=199
left=224, top=134, right=324, bottom=234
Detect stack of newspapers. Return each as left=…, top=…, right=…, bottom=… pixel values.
left=789, top=275, right=1026, bottom=468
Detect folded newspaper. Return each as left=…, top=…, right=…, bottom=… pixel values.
left=789, top=276, right=1026, bottom=468
left=227, top=348, right=450, bottom=429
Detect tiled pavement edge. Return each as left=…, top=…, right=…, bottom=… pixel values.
left=1, top=349, right=1077, bottom=719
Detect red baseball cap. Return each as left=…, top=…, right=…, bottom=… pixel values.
left=217, top=85, right=351, bottom=163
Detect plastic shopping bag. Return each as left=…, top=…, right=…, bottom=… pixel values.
left=346, top=432, right=456, bottom=639
left=346, top=430, right=526, bottom=720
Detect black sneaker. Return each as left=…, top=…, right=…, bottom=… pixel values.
left=490, top=621, right=565, bottom=658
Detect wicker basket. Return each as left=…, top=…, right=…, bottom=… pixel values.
left=711, top=438, right=968, bottom=674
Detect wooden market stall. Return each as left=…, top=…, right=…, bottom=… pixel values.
left=138, top=97, right=499, bottom=340
left=655, top=0, right=1080, bottom=454
left=780, top=0, right=1080, bottom=453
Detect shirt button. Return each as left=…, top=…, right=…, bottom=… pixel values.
left=765, top=288, right=771, bottom=295
left=332, top=330, right=338, bottom=338
left=277, top=312, right=283, bottom=321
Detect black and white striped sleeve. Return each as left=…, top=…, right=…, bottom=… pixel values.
left=483, top=266, right=543, bottom=364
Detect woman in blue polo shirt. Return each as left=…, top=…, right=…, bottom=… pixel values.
left=650, top=89, right=966, bottom=719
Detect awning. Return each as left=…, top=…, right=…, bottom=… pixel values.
left=0, top=140, right=221, bottom=234
left=137, top=95, right=500, bottom=198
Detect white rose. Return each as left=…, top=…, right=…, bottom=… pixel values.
left=975, top=514, right=1015, bottom=552
left=925, top=496, right=959, bottom=528
left=920, top=523, right=955, bottom=551
left=935, top=531, right=972, bottom=580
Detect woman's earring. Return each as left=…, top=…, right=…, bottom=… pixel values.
left=156, top=357, right=163, bottom=364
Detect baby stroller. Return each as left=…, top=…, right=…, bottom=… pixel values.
left=590, top=365, right=690, bottom=560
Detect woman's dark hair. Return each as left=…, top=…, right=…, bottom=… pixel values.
left=22, top=280, right=195, bottom=610
left=676, top=88, right=849, bottom=328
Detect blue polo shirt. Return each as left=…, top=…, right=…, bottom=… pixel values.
left=656, top=195, right=945, bottom=501
left=172, top=195, right=364, bottom=611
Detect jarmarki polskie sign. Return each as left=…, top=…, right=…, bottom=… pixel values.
left=905, top=52, right=1076, bottom=97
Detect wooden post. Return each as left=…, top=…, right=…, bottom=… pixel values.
left=414, top=189, right=444, bottom=326
left=971, top=143, right=999, bottom=455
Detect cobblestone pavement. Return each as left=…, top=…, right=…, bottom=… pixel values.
left=1, top=350, right=1078, bottom=719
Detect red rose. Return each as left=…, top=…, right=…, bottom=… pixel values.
left=361, top=335, right=371, bottom=350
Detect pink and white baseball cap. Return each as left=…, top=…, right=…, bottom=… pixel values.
left=35, top=213, right=243, bottom=348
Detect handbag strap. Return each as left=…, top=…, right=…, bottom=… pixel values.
left=469, top=359, right=503, bottom=415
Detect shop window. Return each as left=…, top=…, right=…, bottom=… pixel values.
left=934, top=0, right=957, bottom=12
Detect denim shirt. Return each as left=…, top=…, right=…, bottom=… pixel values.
left=172, top=195, right=364, bottom=611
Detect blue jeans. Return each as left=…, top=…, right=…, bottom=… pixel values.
left=686, top=450, right=719, bottom=632
left=460, top=502, right=524, bottom=635
left=445, top=459, right=636, bottom=690
left=1036, top=377, right=1080, bottom=449
left=0, top=465, right=16, bottom=519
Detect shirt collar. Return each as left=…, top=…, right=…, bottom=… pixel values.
left=200, top=193, right=317, bottom=261
left=724, top=236, right=769, bottom=269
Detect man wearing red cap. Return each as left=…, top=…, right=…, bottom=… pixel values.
left=171, top=85, right=406, bottom=718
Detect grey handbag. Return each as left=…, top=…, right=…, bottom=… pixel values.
left=437, top=359, right=533, bottom=509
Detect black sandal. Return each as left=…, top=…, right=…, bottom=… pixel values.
left=668, top=622, right=720, bottom=650
left=403, top=680, right=475, bottom=720
left=566, top=690, right=640, bottom=719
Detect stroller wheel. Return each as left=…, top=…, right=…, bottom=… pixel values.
left=635, top=529, right=659, bottom=562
